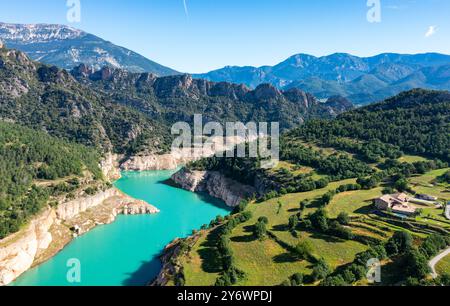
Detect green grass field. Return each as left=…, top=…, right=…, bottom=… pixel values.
left=436, top=254, right=450, bottom=275
left=398, top=155, right=428, bottom=163
left=180, top=230, right=223, bottom=286
left=179, top=168, right=450, bottom=286
left=326, top=188, right=384, bottom=218
left=409, top=168, right=450, bottom=200
left=230, top=225, right=312, bottom=286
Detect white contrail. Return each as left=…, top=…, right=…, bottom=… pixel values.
left=183, top=0, right=189, bottom=18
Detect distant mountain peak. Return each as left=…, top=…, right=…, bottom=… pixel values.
left=197, top=51, right=450, bottom=105
left=0, top=22, right=85, bottom=43
left=0, top=22, right=179, bottom=76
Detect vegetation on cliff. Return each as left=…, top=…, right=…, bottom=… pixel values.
left=0, top=121, right=102, bottom=239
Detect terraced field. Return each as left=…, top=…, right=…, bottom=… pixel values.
left=436, top=254, right=450, bottom=275
left=179, top=168, right=449, bottom=286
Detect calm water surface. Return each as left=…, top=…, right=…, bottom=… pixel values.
left=13, top=170, right=230, bottom=286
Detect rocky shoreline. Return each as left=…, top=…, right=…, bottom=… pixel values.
left=0, top=187, right=159, bottom=286
left=0, top=152, right=247, bottom=286
left=171, top=168, right=256, bottom=207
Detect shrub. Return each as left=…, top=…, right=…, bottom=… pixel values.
left=337, top=212, right=350, bottom=225
left=312, top=259, right=331, bottom=281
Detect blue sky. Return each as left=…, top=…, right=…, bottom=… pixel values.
left=0, top=0, right=449, bottom=73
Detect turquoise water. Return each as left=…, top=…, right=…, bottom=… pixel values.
left=13, top=170, right=231, bottom=286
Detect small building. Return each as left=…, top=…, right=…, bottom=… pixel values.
left=374, top=193, right=417, bottom=216
left=417, top=194, right=438, bottom=202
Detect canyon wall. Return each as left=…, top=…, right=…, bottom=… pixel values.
left=56, top=188, right=120, bottom=221
left=0, top=188, right=159, bottom=286
left=100, top=153, right=121, bottom=181
left=121, top=153, right=192, bottom=171
left=171, top=168, right=256, bottom=207
left=121, top=136, right=255, bottom=171
left=0, top=208, right=56, bottom=286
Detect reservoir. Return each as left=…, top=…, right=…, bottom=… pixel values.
left=13, top=170, right=230, bottom=286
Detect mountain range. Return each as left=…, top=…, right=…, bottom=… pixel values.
left=0, top=44, right=352, bottom=157
left=0, top=22, right=178, bottom=76
left=196, top=53, right=450, bottom=105
left=70, top=64, right=352, bottom=130
left=2, top=22, right=450, bottom=106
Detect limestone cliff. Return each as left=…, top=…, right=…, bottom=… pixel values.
left=121, top=136, right=254, bottom=171
left=0, top=209, right=56, bottom=285
left=0, top=188, right=159, bottom=286
left=171, top=168, right=256, bottom=207
left=121, top=153, right=191, bottom=171
left=56, top=188, right=120, bottom=221
left=100, top=153, right=121, bottom=181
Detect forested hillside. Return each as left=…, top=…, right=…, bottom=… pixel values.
left=172, top=89, right=450, bottom=288
left=71, top=65, right=354, bottom=130
left=187, top=89, right=450, bottom=197
left=0, top=45, right=353, bottom=158
left=0, top=121, right=102, bottom=239
left=0, top=47, right=171, bottom=155
left=290, top=89, right=450, bottom=162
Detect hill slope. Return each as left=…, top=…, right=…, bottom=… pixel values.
left=71, top=65, right=353, bottom=131
left=292, top=89, right=450, bottom=162
left=0, top=121, right=102, bottom=239
left=0, top=46, right=169, bottom=154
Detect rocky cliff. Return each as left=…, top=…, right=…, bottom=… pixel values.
left=121, top=136, right=255, bottom=171
left=0, top=188, right=159, bottom=286
left=171, top=168, right=256, bottom=207
left=121, top=153, right=192, bottom=171
left=0, top=208, right=56, bottom=285
left=56, top=188, right=120, bottom=221
left=101, top=153, right=121, bottom=181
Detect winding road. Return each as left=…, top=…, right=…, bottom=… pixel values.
left=429, top=247, right=450, bottom=278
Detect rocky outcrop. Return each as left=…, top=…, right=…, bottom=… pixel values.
left=151, top=238, right=185, bottom=286
left=66, top=193, right=159, bottom=238
left=117, top=200, right=160, bottom=215
left=56, top=188, right=119, bottom=221
left=151, top=234, right=201, bottom=286
left=121, top=136, right=256, bottom=172
left=100, top=152, right=121, bottom=181
left=0, top=209, right=56, bottom=286
left=121, top=152, right=192, bottom=171
left=171, top=168, right=256, bottom=207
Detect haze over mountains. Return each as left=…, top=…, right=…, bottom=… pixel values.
left=0, top=22, right=178, bottom=76
left=0, top=44, right=352, bottom=157
left=196, top=53, right=450, bottom=105
left=2, top=22, right=450, bottom=105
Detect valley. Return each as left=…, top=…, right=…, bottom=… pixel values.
left=0, top=33, right=449, bottom=287
left=154, top=90, right=450, bottom=286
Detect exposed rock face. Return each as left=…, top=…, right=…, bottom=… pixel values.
left=171, top=168, right=256, bottom=207
left=323, top=95, right=354, bottom=114
left=100, top=152, right=121, bottom=181
left=151, top=238, right=185, bottom=286
left=121, top=153, right=190, bottom=171
left=121, top=136, right=256, bottom=171
left=56, top=188, right=119, bottom=221
left=117, top=200, right=160, bottom=215
left=0, top=209, right=56, bottom=286
left=0, top=188, right=159, bottom=286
